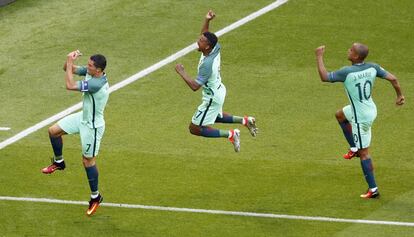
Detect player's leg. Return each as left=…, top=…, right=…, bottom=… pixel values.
left=189, top=124, right=240, bottom=152
left=358, top=148, right=379, bottom=198
left=336, top=106, right=357, bottom=159
left=355, top=122, right=379, bottom=199
left=215, top=113, right=258, bottom=137
left=48, top=124, right=65, bottom=159
left=81, top=125, right=104, bottom=216
left=42, top=112, right=81, bottom=174
left=189, top=123, right=229, bottom=137
left=83, top=156, right=103, bottom=216
left=190, top=100, right=240, bottom=152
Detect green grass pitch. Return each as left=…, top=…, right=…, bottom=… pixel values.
left=0, top=0, right=413, bottom=236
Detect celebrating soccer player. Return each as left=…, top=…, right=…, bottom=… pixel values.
left=315, top=43, right=404, bottom=198
left=42, top=50, right=109, bottom=215
left=175, top=10, right=258, bottom=152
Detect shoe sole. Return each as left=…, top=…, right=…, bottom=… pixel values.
left=233, top=130, right=240, bottom=152
left=247, top=126, right=257, bottom=137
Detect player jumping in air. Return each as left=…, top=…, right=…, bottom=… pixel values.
left=175, top=10, right=258, bottom=152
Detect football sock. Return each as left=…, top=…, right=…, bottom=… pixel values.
left=91, top=192, right=100, bottom=199
left=54, top=156, right=64, bottom=163
left=338, top=120, right=356, bottom=148
left=361, top=158, right=377, bottom=189
left=50, top=136, right=63, bottom=157
left=215, top=113, right=243, bottom=124
left=85, top=165, right=99, bottom=195
left=201, top=127, right=229, bottom=138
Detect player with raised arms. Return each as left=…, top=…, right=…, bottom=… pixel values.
left=175, top=10, right=258, bottom=152
left=42, top=50, right=109, bottom=215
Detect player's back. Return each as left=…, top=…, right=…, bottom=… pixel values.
left=342, top=63, right=382, bottom=122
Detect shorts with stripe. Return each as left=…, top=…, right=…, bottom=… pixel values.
left=192, top=85, right=226, bottom=126
left=57, top=111, right=105, bottom=158
left=192, top=98, right=224, bottom=126
left=343, top=105, right=374, bottom=149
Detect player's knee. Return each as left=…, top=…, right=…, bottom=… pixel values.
left=82, top=157, right=96, bottom=167
left=335, top=110, right=345, bottom=121
left=188, top=123, right=201, bottom=136
left=358, top=149, right=370, bottom=160
left=48, top=126, right=59, bottom=137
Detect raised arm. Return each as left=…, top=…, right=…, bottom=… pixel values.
left=63, top=50, right=82, bottom=73
left=201, top=10, right=215, bottom=34
left=384, top=72, right=405, bottom=105
left=315, top=45, right=329, bottom=82
left=63, top=61, right=78, bottom=73
left=65, top=50, right=82, bottom=91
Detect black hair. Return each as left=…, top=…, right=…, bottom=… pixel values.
left=90, top=54, right=107, bottom=71
left=202, top=32, right=218, bottom=49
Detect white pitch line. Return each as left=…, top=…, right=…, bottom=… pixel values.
left=1, top=196, right=413, bottom=227
left=0, top=127, right=11, bottom=131
left=0, top=0, right=289, bottom=150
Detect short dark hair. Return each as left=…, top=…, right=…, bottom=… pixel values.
left=203, top=32, right=218, bottom=49
left=354, top=43, right=369, bottom=60
left=90, top=54, right=107, bottom=71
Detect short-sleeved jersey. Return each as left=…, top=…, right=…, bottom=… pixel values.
left=196, top=43, right=223, bottom=101
left=328, top=62, right=388, bottom=122
left=75, top=66, right=109, bottom=128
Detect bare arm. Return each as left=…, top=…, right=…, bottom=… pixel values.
left=201, top=10, right=215, bottom=33
left=63, top=50, right=82, bottom=73
left=315, top=45, right=329, bottom=82
left=65, top=50, right=82, bottom=91
left=384, top=72, right=405, bottom=105
left=63, top=61, right=77, bottom=73
left=175, top=64, right=201, bottom=91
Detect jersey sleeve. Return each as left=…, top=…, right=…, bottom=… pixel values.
left=76, top=77, right=107, bottom=93
left=74, top=66, right=87, bottom=76
left=328, top=66, right=349, bottom=82
left=195, top=60, right=212, bottom=86
left=371, top=63, right=388, bottom=79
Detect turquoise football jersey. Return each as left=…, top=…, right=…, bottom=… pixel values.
left=195, top=43, right=223, bottom=102
left=75, top=66, right=109, bottom=128
left=328, top=63, right=388, bottom=122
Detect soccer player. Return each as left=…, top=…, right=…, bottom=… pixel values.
left=315, top=43, right=405, bottom=198
left=41, top=50, right=109, bottom=215
left=175, top=10, right=258, bottom=152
